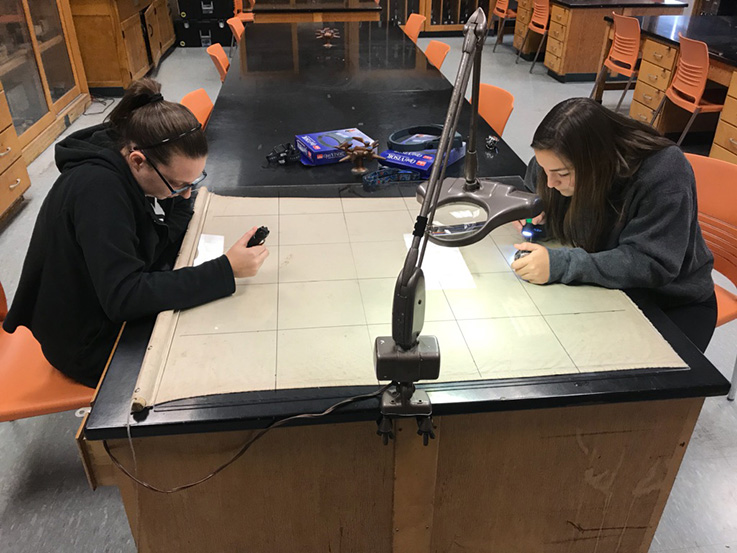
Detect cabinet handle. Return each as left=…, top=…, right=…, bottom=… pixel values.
left=148, top=23, right=154, bottom=36
left=556, top=14, right=562, bottom=19
left=638, top=114, right=648, bottom=121
left=729, top=137, right=737, bottom=148
left=643, top=94, right=653, bottom=102
left=9, top=178, right=21, bottom=190
left=653, top=52, right=663, bottom=60
left=0, top=147, right=10, bottom=157
left=553, top=30, right=559, bottom=37
left=648, top=74, right=658, bottom=82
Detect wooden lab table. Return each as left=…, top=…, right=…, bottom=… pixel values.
left=512, top=0, right=685, bottom=77
left=75, top=21, right=729, bottom=553
left=599, top=15, right=737, bottom=163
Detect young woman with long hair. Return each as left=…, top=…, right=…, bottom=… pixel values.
left=3, top=79, right=268, bottom=387
left=511, top=97, right=716, bottom=351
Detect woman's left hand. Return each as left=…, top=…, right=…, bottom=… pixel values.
left=511, top=243, right=550, bottom=284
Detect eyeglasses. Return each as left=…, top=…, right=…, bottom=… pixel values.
left=141, top=151, right=207, bottom=195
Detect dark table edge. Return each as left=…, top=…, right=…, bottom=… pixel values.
left=84, top=289, right=730, bottom=441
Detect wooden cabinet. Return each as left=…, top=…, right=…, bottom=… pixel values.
left=70, top=0, right=176, bottom=90
left=544, top=2, right=684, bottom=81
left=709, top=72, right=737, bottom=164
left=0, top=83, right=30, bottom=220
left=512, top=0, right=543, bottom=55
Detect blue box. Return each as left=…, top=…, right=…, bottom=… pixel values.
left=378, top=143, right=466, bottom=179
left=295, top=128, right=375, bottom=166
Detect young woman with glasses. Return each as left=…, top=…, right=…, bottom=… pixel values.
left=3, top=78, right=268, bottom=387
left=511, top=97, right=716, bottom=352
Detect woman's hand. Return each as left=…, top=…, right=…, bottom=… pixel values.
left=225, top=227, right=270, bottom=278
left=511, top=243, right=550, bottom=284
left=512, top=212, right=546, bottom=233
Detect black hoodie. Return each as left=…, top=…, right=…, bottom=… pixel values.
left=3, top=124, right=235, bottom=387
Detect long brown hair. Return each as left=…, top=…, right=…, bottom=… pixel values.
left=108, top=78, right=207, bottom=165
left=531, top=98, right=672, bottom=252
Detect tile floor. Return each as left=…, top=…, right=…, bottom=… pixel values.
left=0, top=32, right=735, bottom=553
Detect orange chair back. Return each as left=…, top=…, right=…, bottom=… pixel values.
left=234, top=0, right=255, bottom=13
left=0, top=281, right=95, bottom=422
left=425, top=40, right=451, bottom=70
left=493, top=0, right=510, bottom=18
left=685, top=153, right=737, bottom=295
left=670, top=33, right=710, bottom=106
left=477, top=83, right=515, bottom=136
left=404, top=13, right=426, bottom=43
left=181, top=88, right=214, bottom=128
left=207, top=43, right=230, bottom=83
left=529, top=0, right=549, bottom=32
left=227, top=16, right=245, bottom=43
left=604, top=12, right=640, bottom=76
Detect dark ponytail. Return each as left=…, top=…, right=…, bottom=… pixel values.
left=108, top=78, right=207, bottom=165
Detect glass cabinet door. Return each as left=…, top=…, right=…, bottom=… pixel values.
left=0, top=0, right=50, bottom=134
left=26, top=0, right=77, bottom=104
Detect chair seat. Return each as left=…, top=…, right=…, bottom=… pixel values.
left=0, top=326, right=93, bottom=422
left=237, top=12, right=255, bottom=23
left=716, top=284, right=737, bottom=327
left=604, top=57, right=637, bottom=78
left=666, top=87, right=725, bottom=114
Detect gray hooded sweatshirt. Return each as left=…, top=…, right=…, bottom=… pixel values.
left=523, top=145, right=714, bottom=309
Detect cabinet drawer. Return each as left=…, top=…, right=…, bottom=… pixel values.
left=639, top=60, right=672, bottom=92
left=0, top=125, right=21, bottom=174
left=728, top=71, right=737, bottom=100
left=714, top=120, right=737, bottom=156
left=516, top=6, right=531, bottom=24
left=517, top=0, right=532, bottom=9
left=721, top=95, right=737, bottom=127
left=551, top=5, right=570, bottom=26
left=0, top=91, right=12, bottom=133
left=709, top=142, right=737, bottom=165
left=0, top=158, right=30, bottom=214
left=117, top=0, right=153, bottom=22
left=544, top=52, right=562, bottom=74
left=546, top=36, right=563, bottom=58
left=633, top=80, right=664, bottom=110
left=630, top=100, right=659, bottom=126
left=642, top=39, right=676, bottom=71
left=549, top=21, right=566, bottom=42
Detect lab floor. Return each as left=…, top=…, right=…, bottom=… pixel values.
left=0, top=33, right=735, bottom=553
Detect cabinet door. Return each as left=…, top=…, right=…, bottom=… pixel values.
left=155, top=0, right=175, bottom=51
left=121, top=13, right=149, bottom=81
left=27, top=0, right=79, bottom=105
left=144, top=4, right=161, bottom=66
left=0, top=0, right=50, bottom=135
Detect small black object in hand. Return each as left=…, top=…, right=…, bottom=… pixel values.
left=514, top=249, right=531, bottom=261
left=247, top=226, right=270, bottom=247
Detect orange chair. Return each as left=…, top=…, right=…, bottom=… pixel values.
left=650, top=33, right=724, bottom=146
left=227, top=16, right=245, bottom=58
left=181, top=88, right=214, bottom=128
left=207, top=43, right=230, bottom=83
left=425, top=40, right=450, bottom=70
left=589, top=13, right=640, bottom=112
left=490, top=0, right=517, bottom=53
left=0, top=281, right=94, bottom=422
left=684, top=153, right=737, bottom=401
left=477, top=83, right=515, bottom=136
left=233, top=0, right=255, bottom=23
left=403, top=13, right=426, bottom=44
left=515, top=0, right=549, bottom=73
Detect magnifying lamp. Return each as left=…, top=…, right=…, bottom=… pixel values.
left=374, top=8, right=543, bottom=445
